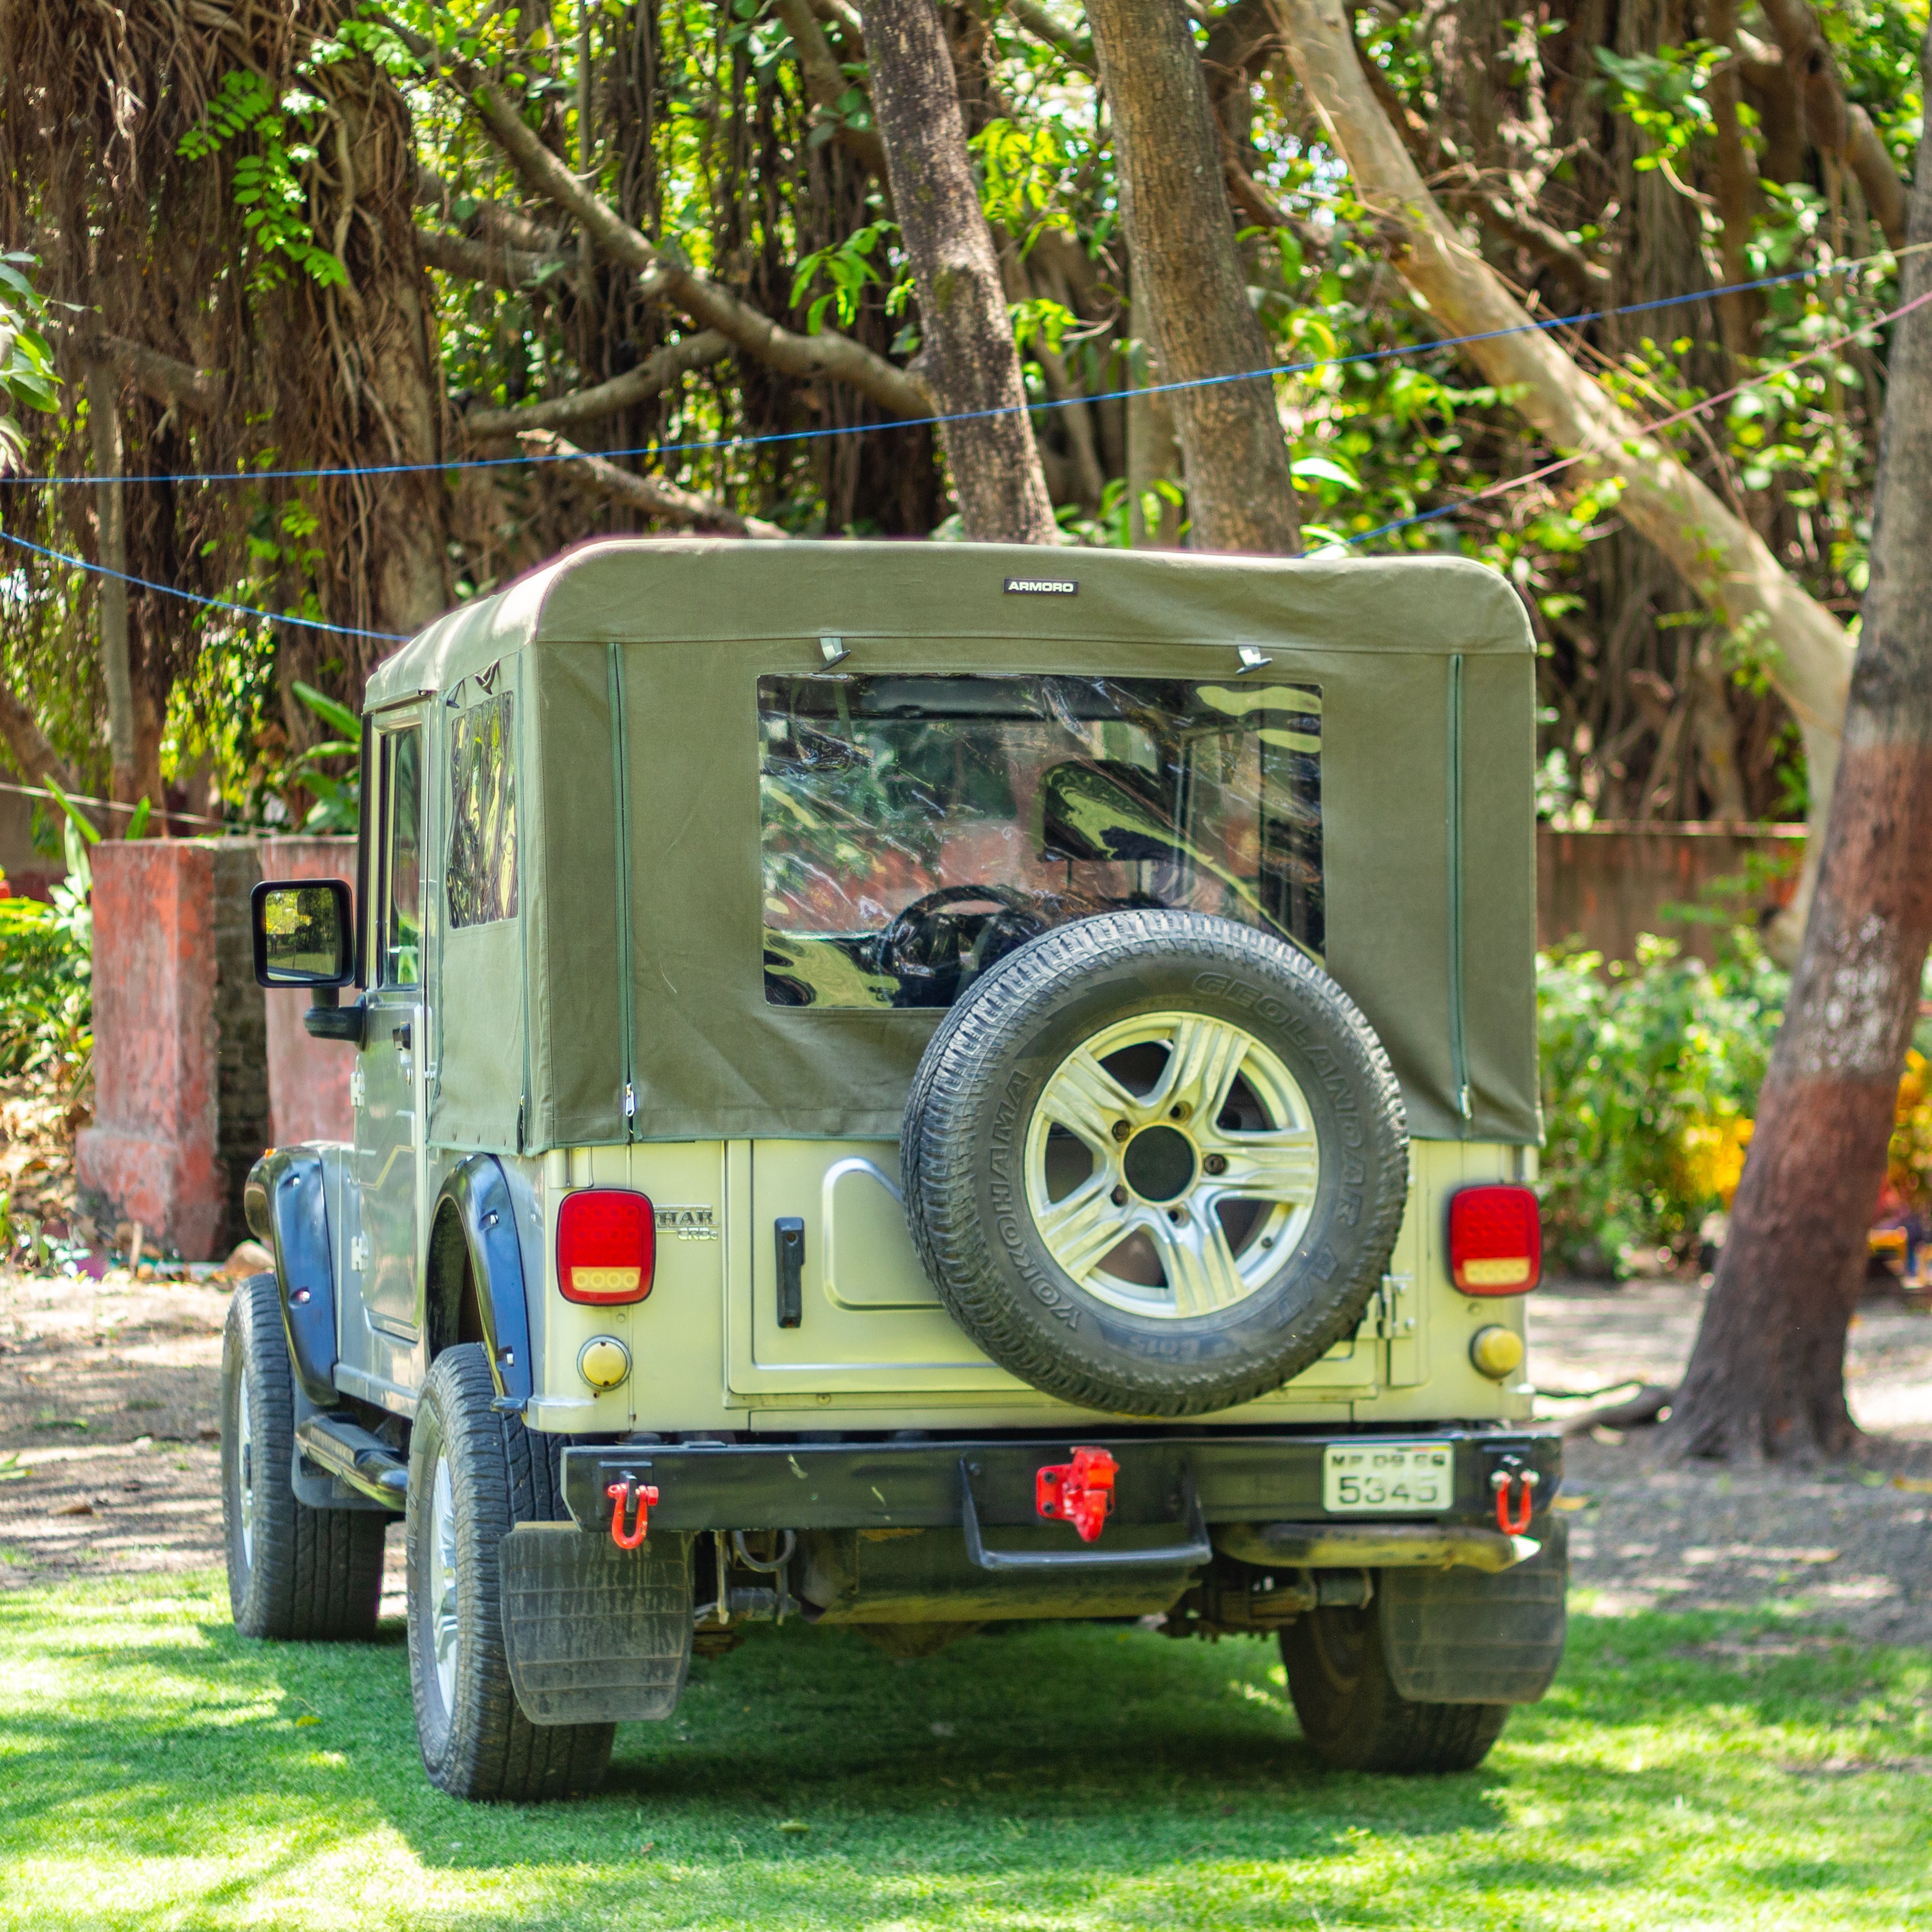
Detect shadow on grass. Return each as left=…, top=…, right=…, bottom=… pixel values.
left=2, top=1586, right=1929, bottom=1930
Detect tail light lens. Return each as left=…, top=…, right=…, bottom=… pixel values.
left=1448, top=1184, right=1541, bottom=1294
left=557, top=1188, right=655, bottom=1304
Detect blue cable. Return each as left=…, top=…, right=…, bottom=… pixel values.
left=0, top=250, right=1905, bottom=638
left=0, top=253, right=1897, bottom=493
left=0, top=528, right=409, bottom=641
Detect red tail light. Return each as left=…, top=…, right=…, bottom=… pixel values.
left=1448, top=1184, right=1541, bottom=1294
left=557, top=1188, right=655, bottom=1304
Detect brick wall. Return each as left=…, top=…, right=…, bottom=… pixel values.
left=76, top=840, right=267, bottom=1261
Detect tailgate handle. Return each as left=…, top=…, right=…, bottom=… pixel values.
left=958, top=1459, right=1213, bottom=1571
left=774, top=1218, right=804, bottom=1328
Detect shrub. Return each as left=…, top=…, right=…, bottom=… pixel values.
left=1537, top=933, right=1786, bottom=1273
left=0, top=835, right=92, bottom=1090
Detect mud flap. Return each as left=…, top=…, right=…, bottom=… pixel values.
left=499, top=1524, right=694, bottom=1725
left=1376, top=1521, right=1568, bottom=1704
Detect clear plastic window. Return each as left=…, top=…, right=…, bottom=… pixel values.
left=447, top=692, right=519, bottom=930
left=759, top=674, right=1322, bottom=1010
left=382, top=726, right=423, bottom=988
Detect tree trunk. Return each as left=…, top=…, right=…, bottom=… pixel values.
left=1273, top=0, right=1853, bottom=955
left=1707, top=0, right=1762, bottom=360
left=1086, top=0, right=1301, bottom=554
left=864, top=0, right=1057, bottom=544
left=1668, top=48, right=1932, bottom=1461
left=84, top=363, right=138, bottom=814
left=1128, top=351, right=1183, bottom=549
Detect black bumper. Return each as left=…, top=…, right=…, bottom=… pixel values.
left=560, top=1428, right=1561, bottom=1541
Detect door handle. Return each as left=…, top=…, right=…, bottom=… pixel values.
left=391, top=1022, right=412, bottom=1053
left=774, top=1218, right=804, bottom=1328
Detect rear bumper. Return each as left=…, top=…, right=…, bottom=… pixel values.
left=559, top=1427, right=1562, bottom=1558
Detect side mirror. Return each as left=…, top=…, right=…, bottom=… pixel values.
left=251, top=879, right=354, bottom=989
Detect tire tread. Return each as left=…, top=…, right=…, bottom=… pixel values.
left=902, top=911, right=1409, bottom=1416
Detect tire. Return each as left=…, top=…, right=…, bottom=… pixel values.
left=221, top=1276, right=387, bottom=1641
left=405, top=1345, right=615, bottom=1801
left=1281, top=1603, right=1509, bottom=1774
left=901, top=910, right=1408, bottom=1417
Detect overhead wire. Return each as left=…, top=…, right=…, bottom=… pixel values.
left=0, top=245, right=1921, bottom=493
left=0, top=245, right=1922, bottom=642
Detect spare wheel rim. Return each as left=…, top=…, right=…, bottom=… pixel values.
left=1023, top=1010, right=1321, bottom=1320
left=429, top=1452, right=460, bottom=1715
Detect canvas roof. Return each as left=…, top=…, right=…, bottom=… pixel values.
left=366, top=539, right=1540, bottom=1153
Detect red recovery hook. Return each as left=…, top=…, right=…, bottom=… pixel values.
left=606, top=1479, right=660, bottom=1549
left=1491, top=1467, right=1540, bottom=1536
left=1036, top=1446, right=1119, bottom=1543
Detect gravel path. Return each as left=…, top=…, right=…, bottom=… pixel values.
left=4, top=1268, right=1928, bottom=1645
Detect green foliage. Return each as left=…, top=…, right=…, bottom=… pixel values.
left=283, top=679, right=362, bottom=832
left=177, top=72, right=348, bottom=288
left=789, top=221, right=901, bottom=334
left=0, top=253, right=59, bottom=477
left=1537, top=934, right=1787, bottom=1273
left=0, top=825, right=92, bottom=1085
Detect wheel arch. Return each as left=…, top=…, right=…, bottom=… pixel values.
left=424, top=1155, right=534, bottom=1405
left=243, top=1146, right=339, bottom=1408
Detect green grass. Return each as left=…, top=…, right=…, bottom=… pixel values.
left=0, top=1575, right=1927, bottom=1930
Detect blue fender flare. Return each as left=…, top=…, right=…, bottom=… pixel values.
left=434, top=1155, right=535, bottom=1407
left=243, top=1148, right=338, bottom=1409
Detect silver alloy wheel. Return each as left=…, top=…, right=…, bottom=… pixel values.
left=236, top=1373, right=255, bottom=1568
left=1022, top=1010, right=1320, bottom=1318
left=428, top=1452, right=460, bottom=1715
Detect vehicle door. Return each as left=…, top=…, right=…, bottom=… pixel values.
left=354, top=714, right=428, bottom=1393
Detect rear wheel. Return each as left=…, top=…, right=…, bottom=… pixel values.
left=1281, top=1602, right=1508, bottom=1774
left=221, top=1275, right=386, bottom=1641
left=406, top=1344, right=614, bottom=1801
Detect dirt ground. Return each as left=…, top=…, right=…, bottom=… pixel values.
left=2, top=1266, right=1929, bottom=1642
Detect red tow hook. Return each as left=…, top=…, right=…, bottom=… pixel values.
left=1491, top=1467, right=1540, bottom=1535
left=1037, top=1446, right=1119, bottom=1543
left=606, top=1479, right=660, bottom=1549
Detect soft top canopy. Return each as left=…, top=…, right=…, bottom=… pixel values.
left=377, top=540, right=1539, bottom=1154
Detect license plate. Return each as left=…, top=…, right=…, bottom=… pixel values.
left=1322, top=1442, right=1453, bottom=1514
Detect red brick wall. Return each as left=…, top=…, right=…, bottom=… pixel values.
left=76, top=841, right=265, bottom=1260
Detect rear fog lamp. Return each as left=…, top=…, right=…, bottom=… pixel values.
left=1448, top=1183, right=1541, bottom=1294
left=557, top=1188, right=655, bottom=1304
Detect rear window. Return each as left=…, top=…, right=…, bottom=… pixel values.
left=759, top=674, right=1322, bottom=1010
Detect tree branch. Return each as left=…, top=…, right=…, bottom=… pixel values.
left=0, top=680, right=78, bottom=797
left=1005, top=0, right=1095, bottom=69
left=1845, top=105, right=1909, bottom=249
left=66, top=329, right=221, bottom=414
left=414, top=165, right=565, bottom=254
left=465, top=332, right=731, bottom=435
left=1756, top=0, right=1908, bottom=246
left=518, top=429, right=788, bottom=538
left=771, top=0, right=890, bottom=177
left=1274, top=0, right=1853, bottom=956
left=417, top=224, right=567, bottom=291
left=807, top=0, right=866, bottom=51
left=465, top=76, right=931, bottom=418
left=1351, top=39, right=1609, bottom=296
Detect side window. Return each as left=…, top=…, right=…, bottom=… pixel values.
left=382, top=726, right=424, bottom=988
left=447, top=692, right=518, bottom=928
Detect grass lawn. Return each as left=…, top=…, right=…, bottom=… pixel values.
left=0, top=1574, right=1926, bottom=1931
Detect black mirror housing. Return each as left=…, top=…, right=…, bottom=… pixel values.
left=252, top=878, right=356, bottom=989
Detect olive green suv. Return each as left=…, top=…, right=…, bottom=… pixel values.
left=225, top=538, right=1563, bottom=1801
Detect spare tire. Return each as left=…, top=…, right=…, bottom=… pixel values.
left=901, top=910, right=1408, bottom=1417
